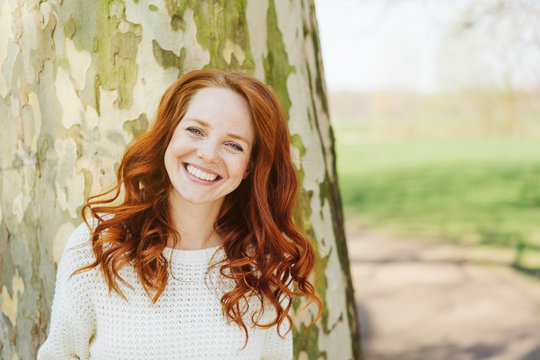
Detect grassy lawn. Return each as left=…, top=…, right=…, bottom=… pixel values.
left=335, top=124, right=540, bottom=271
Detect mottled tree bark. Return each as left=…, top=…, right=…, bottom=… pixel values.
left=0, top=1, right=361, bottom=358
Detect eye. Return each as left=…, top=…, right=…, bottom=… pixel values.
left=186, top=127, right=203, bottom=136
left=227, top=142, right=244, bottom=152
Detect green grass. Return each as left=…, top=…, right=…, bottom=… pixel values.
left=336, top=128, right=540, bottom=270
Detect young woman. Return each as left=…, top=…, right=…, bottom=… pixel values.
left=38, top=69, right=322, bottom=359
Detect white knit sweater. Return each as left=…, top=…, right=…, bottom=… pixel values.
left=38, top=223, right=292, bottom=359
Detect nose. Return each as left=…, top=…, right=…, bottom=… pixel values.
left=196, top=139, right=220, bottom=163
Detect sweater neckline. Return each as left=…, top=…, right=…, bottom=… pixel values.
left=162, top=244, right=224, bottom=265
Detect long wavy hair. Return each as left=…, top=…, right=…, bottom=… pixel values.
left=75, top=69, right=322, bottom=343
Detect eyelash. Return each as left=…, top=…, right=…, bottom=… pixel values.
left=186, top=127, right=203, bottom=136
left=185, top=127, right=244, bottom=152
left=227, top=143, right=244, bottom=152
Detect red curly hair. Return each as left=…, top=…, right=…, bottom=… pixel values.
left=75, top=69, right=322, bottom=344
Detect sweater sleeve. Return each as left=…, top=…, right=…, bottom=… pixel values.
left=37, top=223, right=97, bottom=360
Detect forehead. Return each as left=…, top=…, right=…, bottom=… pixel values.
left=183, top=87, right=255, bottom=140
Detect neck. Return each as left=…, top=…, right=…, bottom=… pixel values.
left=167, top=191, right=224, bottom=250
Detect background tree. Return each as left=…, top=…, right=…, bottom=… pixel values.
left=434, top=0, right=540, bottom=133
left=0, top=0, right=361, bottom=358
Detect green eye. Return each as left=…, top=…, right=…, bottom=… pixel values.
left=186, top=127, right=203, bottom=135
left=228, top=143, right=243, bottom=152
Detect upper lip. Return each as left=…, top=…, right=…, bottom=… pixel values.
left=184, top=162, right=221, bottom=177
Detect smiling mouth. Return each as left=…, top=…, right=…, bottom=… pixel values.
left=184, top=164, right=221, bottom=182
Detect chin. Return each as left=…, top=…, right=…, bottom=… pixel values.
left=176, top=190, right=223, bottom=206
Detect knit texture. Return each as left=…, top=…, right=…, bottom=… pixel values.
left=38, top=223, right=292, bottom=359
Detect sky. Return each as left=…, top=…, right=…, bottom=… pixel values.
left=314, top=0, right=468, bottom=93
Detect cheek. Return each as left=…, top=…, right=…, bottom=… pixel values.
left=165, top=135, right=190, bottom=158
left=163, top=148, right=174, bottom=180
left=225, top=155, right=249, bottom=180
left=237, top=158, right=251, bottom=179
left=164, top=140, right=182, bottom=174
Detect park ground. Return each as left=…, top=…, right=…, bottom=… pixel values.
left=348, top=224, right=540, bottom=360
left=332, top=94, right=540, bottom=359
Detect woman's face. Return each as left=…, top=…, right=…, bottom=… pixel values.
left=164, top=87, right=255, bottom=209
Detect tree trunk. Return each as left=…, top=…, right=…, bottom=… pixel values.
left=0, top=1, right=362, bottom=358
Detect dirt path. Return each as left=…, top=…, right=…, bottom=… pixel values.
left=347, top=227, right=540, bottom=360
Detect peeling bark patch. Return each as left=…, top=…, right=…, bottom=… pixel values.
left=152, top=40, right=185, bottom=73
left=222, top=39, right=246, bottom=65
left=164, top=0, right=254, bottom=71
left=163, top=0, right=187, bottom=31
left=315, top=250, right=330, bottom=333
left=305, top=6, right=328, bottom=115
left=63, top=16, right=76, bottom=39
left=294, top=321, right=328, bottom=360
left=53, top=223, right=75, bottom=264
left=292, top=185, right=331, bottom=342
left=122, top=113, right=148, bottom=139
left=54, top=138, right=85, bottom=218
left=0, top=1, right=13, bottom=97
left=65, top=38, right=91, bottom=91
left=26, top=92, right=41, bottom=152
left=55, top=67, right=83, bottom=129
left=35, top=8, right=58, bottom=74
left=92, top=0, right=142, bottom=108
left=12, top=193, right=26, bottom=223
left=0, top=270, right=25, bottom=326
left=290, top=134, right=306, bottom=157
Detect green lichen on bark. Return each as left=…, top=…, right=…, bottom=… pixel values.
left=0, top=2, right=66, bottom=355
left=321, top=168, right=362, bottom=359
left=163, top=0, right=187, bottom=31
left=36, top=10, right=58, bottom=73
left=81, top=168, right=93, bottom=203
left=290, top=134, right=306, bottom=157
left=292, top=185, right=328, bottom=359
left=163, top=0, right=254, bottom=71
left=58, top=0, right=142, bottom=109
left=122, top=113, right=149, bottom=139
left=294, top=322, right=328, bottom=360
left=305, top=2, right=328, bottom=115
left=292, top=180, right=331, bottom=357
left=152, top=40, right=186, bottom=75
left=263, top=0, right=294, bottom=113
left=63, top=16, right=76, bottom=39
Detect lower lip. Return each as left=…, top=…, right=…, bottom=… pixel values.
left=183, top=164, right=220, bottom=185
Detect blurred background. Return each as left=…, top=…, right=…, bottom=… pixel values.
left=314, top=0, right=540, bottom=359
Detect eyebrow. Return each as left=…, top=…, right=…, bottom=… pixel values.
left=187, top=118, right=251, bottom=145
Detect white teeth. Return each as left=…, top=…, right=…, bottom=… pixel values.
left=186, top=164, right=218, bottom=181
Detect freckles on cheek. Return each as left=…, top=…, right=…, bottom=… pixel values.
left=167, top=137, right=184, bottom=155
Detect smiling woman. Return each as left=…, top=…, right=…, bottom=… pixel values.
left=37, top=69, right=322, bottom=359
